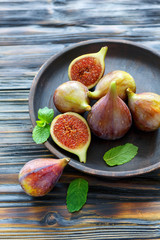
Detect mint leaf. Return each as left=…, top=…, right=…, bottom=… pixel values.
left=38, top=107, right=54, bottom=124
left=32, top=124, right=50, bottom=144
left=66, top=178, right=88, bottom=213
left=36, top=120, right=46, bottom=127
left=103, top=143, right=138, bottom=166
left=32, top=107, right=54, bottom=144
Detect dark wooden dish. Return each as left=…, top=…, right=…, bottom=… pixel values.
left=29, top=39, right=160, bottom=178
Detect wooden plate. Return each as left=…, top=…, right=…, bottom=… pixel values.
left=29, top=39, right=160, bottom=178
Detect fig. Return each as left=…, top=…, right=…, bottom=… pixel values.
left=127, top=88, right=160, bottom=131
left=87, top=81, right=132, bottom=140
left=88, top=70, right=136, bottom=100
left=53, top=81, right=91, bottom=113
left=50, top=112, right=91, bottom=163
left=19, top=158, right=70, bottom=197
left=68, top=46, right=108, bottom=89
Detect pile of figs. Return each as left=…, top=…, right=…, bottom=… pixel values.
left=19, top=46, right=160, bottom=197
left=52, top=46, right=160, bottom=163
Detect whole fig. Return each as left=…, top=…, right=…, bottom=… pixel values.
left=88, top=70, right=136, bottom=100
left=68, top=46, right=108, bottom=89
left=54, top=81, right=91, bottom=113
left=19, top=158, right=70, bottom=197
left=87, top=81, right=132, bottom=140
left=127, top=88, right=160, bottom=131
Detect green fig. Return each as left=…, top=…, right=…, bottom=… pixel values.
left=19, top=158, right=70, bottom=197
left=87, top=81, right=132, bottom=140
left=127, top=88, right=160, bottom=131
left=53, top=81, right=91, bottom=113
left=50, top=112, right=91, bottom=163
left=68, top=46, right=108, bottom=89
left=88, top=70, right=136, bottom=100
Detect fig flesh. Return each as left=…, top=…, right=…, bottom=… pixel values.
left=127, top=88, right=160, bottom=131
left=88, top=70, right=136, bottom=100
left=87, top=81, right=132, bottom=140
left=19, top=158, right=70, bottom=197
left=68, top=46, right=108, bottom=89
left=53, top=81, right=91, bottom=113
left=50, top=112, right=91, bottom=163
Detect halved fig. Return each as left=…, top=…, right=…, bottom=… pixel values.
left=50, top=112, right=91, bottom=163
left=68, top=46, right=108, bottom=89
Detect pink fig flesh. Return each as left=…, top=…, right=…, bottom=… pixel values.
left=68, top=46, right=108, bottom=89
left=87, top=81, right=132, bottom=140
left=50, top=112, right=91, bottom=163
left=127, top=88, right=160, bottom=131
left=19, top=158, right=70, bottom=197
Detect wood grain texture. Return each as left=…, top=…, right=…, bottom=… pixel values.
left=1, top=0, right=160, bottom=239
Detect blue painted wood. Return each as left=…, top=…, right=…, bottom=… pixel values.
left=0, top=0, right=160, bottom=239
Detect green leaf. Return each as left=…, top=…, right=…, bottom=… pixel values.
left=38, top=107, right=54, bottom=124
left=66, top=178, right=88, bottom=213
left=32, top=124, right=50, bottom=144
left=36, top=120, right=46, bottom=127
left=103, top=143, right=138, bottom=166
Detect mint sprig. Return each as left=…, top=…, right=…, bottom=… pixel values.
left=38, top=107, right=54, bottom=124
left=32, top=107, right=54, bottom=144
left=103, top=143, right=138, bottom=166
left=66, top=178, right=88, bottom=213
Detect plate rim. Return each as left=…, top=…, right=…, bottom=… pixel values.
left=29, top=38, right=160, bottom=178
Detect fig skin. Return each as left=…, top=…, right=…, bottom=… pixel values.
left=19, top=158, right=70, bottom=197
left=87, top=81, right=132, bottom=140
left=88, top=70, right=136, bottom=100
left=53, top=81, right=91, bottom=113
left=127, top=88, right=160, bottom=131
left=50, top=112, right=91, bottom=163
left=68, top=46, right=108, bottom=89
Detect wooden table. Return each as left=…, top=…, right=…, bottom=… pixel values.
left=1, top=0, right=160, bottom=239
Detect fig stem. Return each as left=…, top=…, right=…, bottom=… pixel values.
left=126, top=88, right=135, bottom=98
left=82, top=103, right=91, bottom=111
left=97, top=46, right=108, bottom=60
left=87, top=90, right=100, bottom=99
left=61, top=158, right=70, bottom=167
left=78, top=149, right=87, bottom=163
left=109, top=81, right=117, bottom=98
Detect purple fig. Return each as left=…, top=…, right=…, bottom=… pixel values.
left=68, top=46, right=108, bottom=89
left=53, top=81, right=91, bottom=113
left=87, top=81, right=132, bottom=140
left=88, top=70, right=136, bottom=100
left=127, top=88, right=160, bottom=131
left=19, top=158, right=70, bottom=197
left=50, top=112, right=91, bottom=163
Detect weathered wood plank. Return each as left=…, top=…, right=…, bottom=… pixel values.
left=1, top=0, right=160, bottom=238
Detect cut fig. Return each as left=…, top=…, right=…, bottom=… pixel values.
left=53, top=81, right=91, bottom=113
left=50, top=112, right=91, bottom=163
left=68, top=46, right=108, bottom=89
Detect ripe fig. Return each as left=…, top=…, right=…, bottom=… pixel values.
left=19, top=158, right=70, bottom=197
left=50, top=112, right=91, bottom=163
left=68, top=46, right=108, bottom=89
left=127, top=88, right=160, bottom=131
left=87, top=81, right=132, bottom=140
left=88, top=70, right=136, bottom=100
left=53, top=81, right=91, bottom=113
